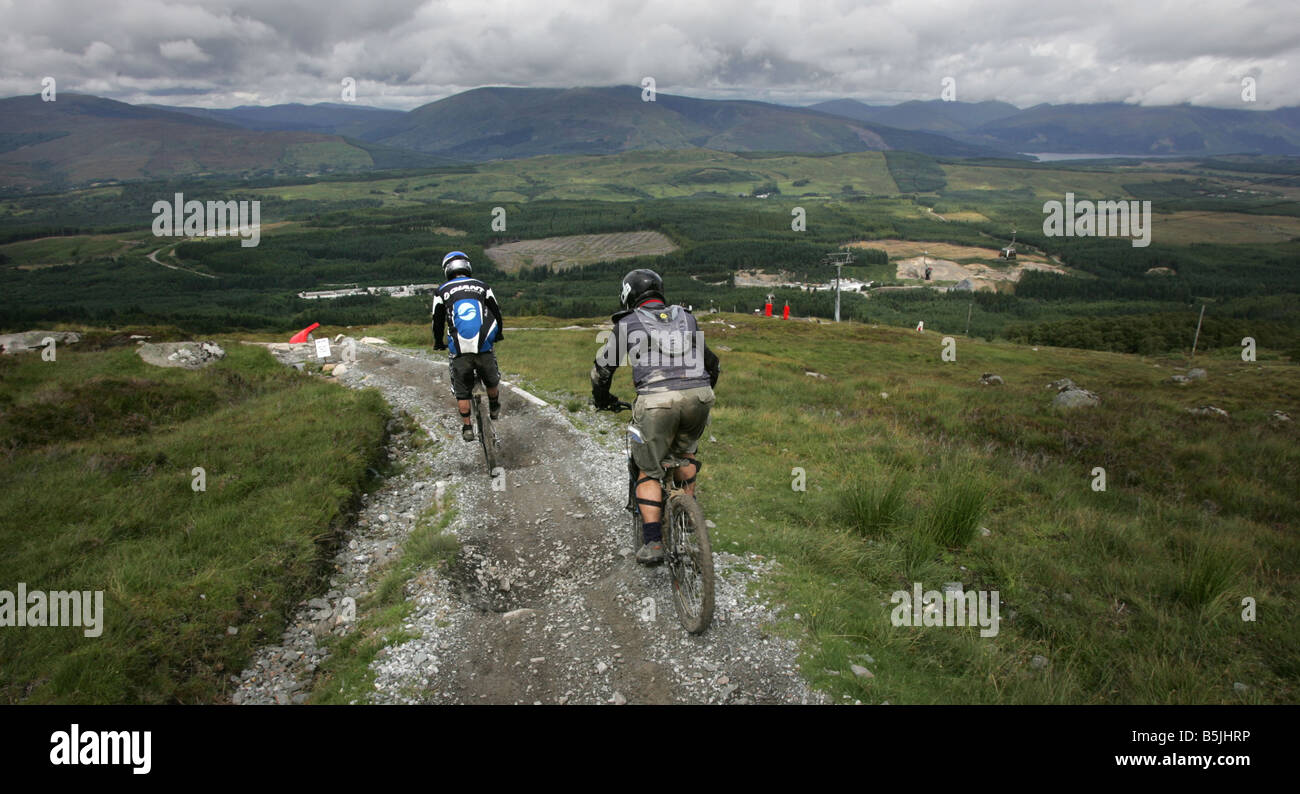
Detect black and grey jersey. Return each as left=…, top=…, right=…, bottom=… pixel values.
left=591, top=302, right=720, bottom=399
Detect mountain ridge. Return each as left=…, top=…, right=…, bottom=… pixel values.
left=0, top=94, right=458, bottom=194
left=809, top=98, right=1300, bottom=155
left=6, top=86, right=1298, bottom=195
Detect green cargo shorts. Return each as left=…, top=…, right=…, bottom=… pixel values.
left=628, top=386, right=715, bottom=479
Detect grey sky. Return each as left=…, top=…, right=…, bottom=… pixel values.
left=0, top=0, right=1294, bottom=109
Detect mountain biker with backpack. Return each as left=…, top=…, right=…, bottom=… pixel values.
left=591, top=269, right=721, bottom=564
left=432, top=251, right=505, bottom=443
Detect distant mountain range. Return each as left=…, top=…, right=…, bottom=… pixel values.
left=144, top=101, right=406, bottom=138
left=809, top=99, right=1023, bottom=135
left=2, top=86, right=1296, bottom=194
left=0, top=87, right=1021, bottom=193
left=0, top=94, right=454, bottom=194
left=342, top=86, right=1006, bottom=160
left=808, top=99, right=1300, bottom=156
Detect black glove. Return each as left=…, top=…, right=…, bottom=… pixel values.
left=596, top=393, right=633, bottom=412
left=593, top=392, right=620, bottom=410
left=494, top=329, right=504, bottom=343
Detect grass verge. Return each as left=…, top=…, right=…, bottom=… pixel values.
left=308, top=500, right=459, bottom=705
left=0, top=338, right=389, bottom=703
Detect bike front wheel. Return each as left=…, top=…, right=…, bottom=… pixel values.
left=665, top=491, right=714, bottom=634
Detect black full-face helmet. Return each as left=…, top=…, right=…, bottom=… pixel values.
left=620, top=268, right=665, bottom=310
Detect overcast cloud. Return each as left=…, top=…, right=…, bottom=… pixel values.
left=0, top=0, right=1294, bottom=110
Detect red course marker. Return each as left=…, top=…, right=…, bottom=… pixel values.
left=289, top=322, right=320, bottom=343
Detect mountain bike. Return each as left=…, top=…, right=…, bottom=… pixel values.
left=470, top=386, right=500, bottom=476
left=601, top=399, right=714, bottom=634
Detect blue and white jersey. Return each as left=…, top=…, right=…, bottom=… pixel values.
left=432, top=276, right=503, bottom=355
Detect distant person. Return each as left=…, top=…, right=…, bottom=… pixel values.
left=592, top=269, right=721, bottom=564
left=432, top=251, right=505, bottom=443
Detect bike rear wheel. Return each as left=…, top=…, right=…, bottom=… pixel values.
left=665, top=491, right=714, bottom=633
left=474, top=396, right=497, bottom=475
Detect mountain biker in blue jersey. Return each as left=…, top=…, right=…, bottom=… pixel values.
left=591, top=269, right=721, bottom=564
left=432, top=251, right=505, bottom=443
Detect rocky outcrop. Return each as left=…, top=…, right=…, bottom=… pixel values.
left=0, top=330, right=81, bottom=355
left=1047, top=377, right=1099, bottom=409
left=1053, top=388, right=1100, bottom=409
left=137, top=341, right=226, bottom=370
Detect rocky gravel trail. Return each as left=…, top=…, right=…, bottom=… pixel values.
left=235, top=340, right=824, bottom=705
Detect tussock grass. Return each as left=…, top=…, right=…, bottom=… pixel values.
left=918, top=466, right=991, bottom=549
left=838, top=466, right=909, bottom=537
left=1171, top=542, right=1242, bottom=620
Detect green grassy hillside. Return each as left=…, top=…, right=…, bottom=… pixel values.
left=0, top=336, right=390, bottom=703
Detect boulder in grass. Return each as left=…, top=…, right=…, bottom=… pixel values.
left=0, top=330, right=81, bottom=355
left=1187, top=405, right=1228, bottom=419
left=1046, top=378, right=1075, bottom=392
left=1052, top=388, right=1100, bottom=410
left=979, top=373, right=1003, bottom=386
left=1186, top=368, right=1207, bottom=380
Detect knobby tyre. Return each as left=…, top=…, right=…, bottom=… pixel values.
left=666, top=491, right=714, bottom=633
